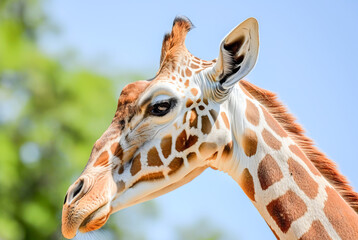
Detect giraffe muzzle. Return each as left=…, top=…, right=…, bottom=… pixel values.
left=62, top=174, right=116, bottom=239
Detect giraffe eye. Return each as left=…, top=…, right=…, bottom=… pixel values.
left=149, top=99, right=176, bottom=116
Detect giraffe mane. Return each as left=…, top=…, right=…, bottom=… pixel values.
left=239, top=80, right=358, bottom=213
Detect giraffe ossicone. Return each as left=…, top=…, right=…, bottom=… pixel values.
left=62, top=17, right=358, bottom=239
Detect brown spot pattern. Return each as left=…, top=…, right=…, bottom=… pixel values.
left=289, top=145, right=320, bottom=176
left=118, top=165, right=124, bottom=174
left=260, top=106, right=288, bottom=137
left=187, top=152, right=197, bottom=162
left=112, top=143, right=123, bottom=160
left=266, top=190, right=307, bottom=233
left=168, top=157, right=184, bottom=175
left=209, top=109, right=219, bottom=128
left=222, top=141, right=233, bottom=161
left=262, top=129, right=282, bottom=150
left=241, top=129, right=258, bottom=157
left=161, top=135, right=172, bottom=158
left=201, top=115, right=212, bottom=134
left=240, top=80, right=358, bottom=214
left=198, top=105, right=205, bottom=111
left=203, top=98, right=208, bottom=105
left=299, top=220, right=331, bottom=240
left=190, top=88, right=198, bottom=96
left=288, top=158, right=318, bottom=199
left=239, top=168, right=255, bottom=201
left=190, top=63, right=199, bottom=69
left=258, top=154, right=283, bottom=190
left=323, top=186, right=358, bottom=239
left=185, top=68, right=192, bottom=77
left=175, top=130, right=198, bottom=152
left=94, top=151, right=109, bottom=167
left=245, top=99, right=260, bottom=126
left=189, top=108, right=198, bottom=128
left=186, top=99, right=193, bottom=108
left=193, top=57, right=200, bottom=62
left=221, top=112, right=230, bottom=129
left=117, top=180, right=125, bottom=193
left=202, top=61, right=213, bottom=66
left=184, top=79, right=189, bottom=87
left=130, top=154, right=141, bottom=176
left=131, top=172, right=165, bottom=188
left=110, top=142, right=119, bottom=155
left=147, top=147, right=163, bottom=166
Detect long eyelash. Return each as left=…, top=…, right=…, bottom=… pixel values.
left=150, top=98, right=175, bottom=109
left=146, top=98, right=177, bottom=116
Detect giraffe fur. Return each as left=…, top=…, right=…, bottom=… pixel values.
left=62, top=17, right=358, bottom=239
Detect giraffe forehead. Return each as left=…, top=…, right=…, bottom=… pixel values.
left=117, top=81, right=150, bottom=106
left=138, top=79, right=183, bottom=106
left=141, top=55, right=216, bottom=100
left=114, top=80, right=151, bottom=123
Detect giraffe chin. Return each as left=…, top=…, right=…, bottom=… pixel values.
left=78, top=203, right=111, bottom=234
left=62, top=203, right=111, bottom=239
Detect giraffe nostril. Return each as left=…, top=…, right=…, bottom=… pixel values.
left=66, top=179, right=85, bottom=204
left=72, top=179, right=84, bottom=198
left=63, top=193, right=68, bottom=204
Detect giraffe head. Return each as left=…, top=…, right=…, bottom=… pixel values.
left=62, top=16, right=259, bottom=239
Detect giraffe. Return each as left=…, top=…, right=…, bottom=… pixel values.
left=62, top=17, right=358, bottom=239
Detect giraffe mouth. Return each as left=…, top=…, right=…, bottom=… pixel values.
left=78, top=202, right=111, bottom=234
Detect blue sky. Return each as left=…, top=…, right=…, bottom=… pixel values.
left=42, top=1, right=358, bottom=239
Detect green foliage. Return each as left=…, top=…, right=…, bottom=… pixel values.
left=0, top=1, right=120, bottom=239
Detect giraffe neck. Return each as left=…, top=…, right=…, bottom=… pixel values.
left=212, top=83, right=358, bottom=239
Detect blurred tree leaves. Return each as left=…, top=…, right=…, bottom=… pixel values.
left=0, top=0, right=118, bottom=239
left=175, top=219, right=236, bottom=240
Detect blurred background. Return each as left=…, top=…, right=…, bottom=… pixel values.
left=0, top=0, right=357, bottom=240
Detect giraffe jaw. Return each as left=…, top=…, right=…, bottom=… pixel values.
left=62, top=201, right=111, bottom=239
left=110, top=165, right=208, bottom=213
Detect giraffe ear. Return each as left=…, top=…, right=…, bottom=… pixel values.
left=212, top=18, right=259, bottom=90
